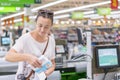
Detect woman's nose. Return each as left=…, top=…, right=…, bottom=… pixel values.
left=41, top=27, right=45, bottom=32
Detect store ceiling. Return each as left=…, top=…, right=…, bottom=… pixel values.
left=1, top=0, right=120, bottom=21
left=40, top=0, right=109, bottom=11
left=30, top=0, right=113, bottom=14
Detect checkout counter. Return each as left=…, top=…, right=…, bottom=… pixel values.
left=0, top=55, right=87, bottom=80
left=0, top=57, right=17, bottom=80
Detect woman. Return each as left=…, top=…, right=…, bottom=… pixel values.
left=5, top=9, right=56, bottom=80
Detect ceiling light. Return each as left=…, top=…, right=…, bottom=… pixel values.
left=84, top=11, right=94, bottom=14
left=54, top=14, right=70, bottom=19
left=29, top=16, right=36, bottom=19
left=66, top=21, right=70, bottom=24
left=14, top=19, right=22, bottom=22
left=118, top=6, right=120, bottom=9
left=71, top=21, right=75, bottom=24
left=1, top=12, right=24, bottom=21
left=60, top=21, right=65, bottom=24
left=54, top=1, right=112, bottom=14
left=111, top=11, right=120, bottom=14
left=32, top=0, right=68, bottom=12
left=107, top=20, right=110, bottom=23
left=76, top=21, right=81, bottom=24
left=93, top=21, right=96, bottom=24
left=10, top=26, right=13, bottom=29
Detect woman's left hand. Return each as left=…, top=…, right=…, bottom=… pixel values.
left=44, top=71, right=49, bottom=77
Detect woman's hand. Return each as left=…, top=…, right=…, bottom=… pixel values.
left=44, top=71, right=49, bottom=77
left=25, top=54, right=42, bottom=68
left=44, top=59, right=56, bottom=77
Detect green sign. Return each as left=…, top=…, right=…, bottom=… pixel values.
left=0, top=3, right=25, bottom=7
left=71, top=12, right=84, bottom=19
left=0, top=0, right=34, bottom=4
left=0, top=3, right=31, bottom=7
left=0, top=7, right=17, bottom=12
left=97, top=8, right=111, bottom=16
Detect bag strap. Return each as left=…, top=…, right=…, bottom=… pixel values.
left=42, top=37, right=49, bottom=55
left=26, top=70, right=34, bottom=80
left=26, top=37, right=49, bottom=80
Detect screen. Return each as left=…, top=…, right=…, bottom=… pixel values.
left=95, top=45, right=120, bottom=69
left=1, top=36, right=10, bottom=46
left=56, top=45, right=65, bottom=54
left=76, top=28, right=83, bottom=44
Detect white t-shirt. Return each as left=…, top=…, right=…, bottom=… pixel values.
left=12, top=32, right=55, bottom=80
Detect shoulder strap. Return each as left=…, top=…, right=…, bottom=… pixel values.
left=26, top=70, right=34, bottom=80
left=26, top=37, right=49, bottom=80
left=42, top=37, right=49, bottom=55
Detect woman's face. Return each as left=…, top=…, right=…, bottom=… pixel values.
left=36, top=16, right=52, bottom=37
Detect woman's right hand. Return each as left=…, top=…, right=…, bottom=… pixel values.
left=25, top=54, right=42, bottom=68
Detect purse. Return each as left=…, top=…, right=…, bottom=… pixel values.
left=19, top=37, right=49, bottom=80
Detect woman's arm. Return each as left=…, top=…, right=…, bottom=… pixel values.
left=5, top=49, right=28, bottom=62
left=45, top=59, right=56, bottom=76
left=5, top=48, right=42, bottom=68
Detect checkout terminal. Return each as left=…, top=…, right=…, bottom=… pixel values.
left=0, top=36, right=11, bottom=57
left=92, top=45, right=120, bottom=80
left=55, top=44, right=87, bottom=80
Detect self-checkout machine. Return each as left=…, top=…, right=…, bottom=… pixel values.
left=78, top=28, right=120, bottom=80
left=0, top=30, right=13, bottom=57
left=65, top=28, right=93, bottom=80
left=0, top=16, right=9, bottom=57
left=80, top=29, right=120, bottom=80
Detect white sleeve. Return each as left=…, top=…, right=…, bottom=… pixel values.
left=50, top=37, right=56, bottom=60
left=12, top=37, right=24, bottom=53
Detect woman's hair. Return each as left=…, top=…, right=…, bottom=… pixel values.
left=35, top=9, right=54, bottom=24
